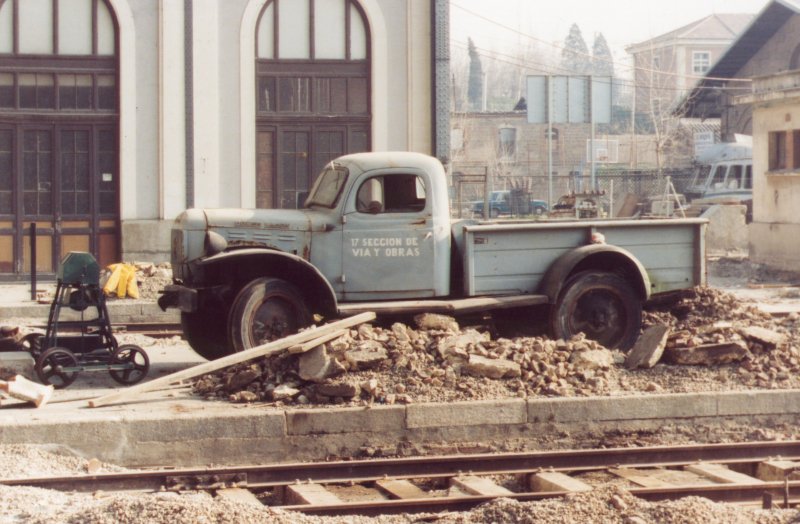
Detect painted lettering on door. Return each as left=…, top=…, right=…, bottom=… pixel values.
left=350, top=237, right=420, bottom=257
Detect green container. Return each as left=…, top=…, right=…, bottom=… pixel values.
left=57, top=252, right=100, bottom=286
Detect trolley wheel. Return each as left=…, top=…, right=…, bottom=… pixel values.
left=20, top=332, right=44, bottom=357
left=109, top=344, right=150, bottom=385
left=36, top=347, right=79, bottom=389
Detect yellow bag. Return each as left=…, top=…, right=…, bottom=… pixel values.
left=103, top=263, right=140, bottom=298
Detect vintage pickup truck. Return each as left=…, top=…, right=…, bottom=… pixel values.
left=160, top=152, right=706, bottom=359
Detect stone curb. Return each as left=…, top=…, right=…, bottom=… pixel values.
left=2, top=390, right=799, bottom=467
left=0, top=301, right=179, bottom=323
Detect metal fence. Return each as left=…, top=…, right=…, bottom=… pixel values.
left=450, top=168, right=696, bottom=218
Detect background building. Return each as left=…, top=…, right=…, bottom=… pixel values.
left=0, top=0, right=449, bottom=279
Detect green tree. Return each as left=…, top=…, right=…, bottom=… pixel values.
left=591, top=33, right=614, bottom=77
left=467, top=37, right=484, bottom=111
left=560, top=24, right=591, bottom=74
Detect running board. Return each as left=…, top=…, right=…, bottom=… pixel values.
left=337, top=294, right=549, bottom=317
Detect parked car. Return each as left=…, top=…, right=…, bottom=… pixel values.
left=471, top=190, right=548, bottom=218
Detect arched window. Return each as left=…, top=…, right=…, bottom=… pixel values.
left=0, top=0, right=119, bottom=276
left=255, top=0, right=371, bottom=209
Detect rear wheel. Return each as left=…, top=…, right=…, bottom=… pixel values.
left=228, top=277, right=311, bottom=352
left=109, top=344, right=150, bottom=385
left=550, top=271, right=642, bottom=350
left=36, top=347, right=79, bottom=389
left=182, top=309, right=231, bottom=360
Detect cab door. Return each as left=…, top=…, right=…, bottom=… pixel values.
left=341, top=170, right=435, bottom=301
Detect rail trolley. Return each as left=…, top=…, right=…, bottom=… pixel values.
left=29, top=252, right=149, bottom=389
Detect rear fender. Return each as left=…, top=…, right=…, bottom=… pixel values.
left=198, top=249, right=338, bottom=317
left=538, top=244, right=651, bottom=303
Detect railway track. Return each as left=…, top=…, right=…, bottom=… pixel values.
left=29, top=322, right=183, bottom=339
left=5, top=441, right=800, bottom=515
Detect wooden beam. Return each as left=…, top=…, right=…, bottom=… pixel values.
left=757, top=460, right=800, bottom=481
left=528, top=472, right=592, bottom=493
left=609, top=468, right=675, bottom=488
left=375, top=479, right=429, bottom=499
left=87, top=312, right=375, bottom=408
left=450, top=476, right=514, bottom=496
left=685, top=463, right=763, bottom=484
left=287, top=329, right=348, bottom=354
left=284, top=484, right=342, bottom=505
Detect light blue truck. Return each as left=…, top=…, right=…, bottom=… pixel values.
left=160, top=152, right=706, bottom=360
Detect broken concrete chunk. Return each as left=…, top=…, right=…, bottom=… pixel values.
left=299, top=345, right=346, bottom=383
left=570, top=349, right=614, bottom=370
left=739, top=326, right=787, bottom=348
left=414, top=313, right=460, bottom=332
left=464, top=354, right=521, bottom=379
left=665, top=341, right=751, bottom=365
left=229, top=390, right=259, bottom=403
left=625, top=325, right=670, bottom=370
left=438, top=329, right=490, bottom=362
left=344, top=340, right=389, bottom=370
left=225, top=367, right=261, bottom=391
left=315, top=383, right=361, bottom=398
left=391, top=323, right=411, bottom=342
left=272, top=385, right=300, bottom=400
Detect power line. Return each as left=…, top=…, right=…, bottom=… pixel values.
left=451, top=2, right=751, bottom=85
left=452, top=41, right=751, bottom=93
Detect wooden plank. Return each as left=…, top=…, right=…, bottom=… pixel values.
left=528, top=472, right=592, bottom=493
left=756, top=460, right=800, bottom=481
left=284, top=484, right=342, bottom=505
left=609, top=468, right=675, bottom=488
left=216, top=487, right=263, bottom=507
left=375, top=479, right=429, bottom=499
left=450, top=476, right=514, bottom=496
left=87, top=312, right=375, bottom=408
left=685, top=463, right=764, bottom=484
left=287, top=329, right=348, bottom=354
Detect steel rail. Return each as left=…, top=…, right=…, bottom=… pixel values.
left=4, top=441, right=800, bottom=494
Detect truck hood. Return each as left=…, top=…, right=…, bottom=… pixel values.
left=203, top=208, right=319, bottom=232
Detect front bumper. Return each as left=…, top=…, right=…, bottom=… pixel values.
left=158, top=284, right=198, bottom=313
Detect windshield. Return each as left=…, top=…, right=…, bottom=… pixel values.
left=690, top=165, right=711, bottom=187
left=305, top=165, right=349, bottom=208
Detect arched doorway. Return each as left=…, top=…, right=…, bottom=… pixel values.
left=255, top=0, right=371, bottom=209
left=0, top=0, right=119, bottom=278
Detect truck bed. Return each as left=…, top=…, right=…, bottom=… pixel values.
left=459, top=218, right=707, bottom=297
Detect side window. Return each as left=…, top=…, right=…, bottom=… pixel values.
left=355, top=174, right=426, bottom=214
left=710, top=165, right=727, bottom=188
left=744, top=165, right=753, bottom=189
left=727, top=165, right=742, bottom=189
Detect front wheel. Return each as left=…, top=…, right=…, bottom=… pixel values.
left=228, top=277, right=311, bottom=352
left=550, top=271, right=642, bottom=351
left=182, top=309, right=231, bottom=360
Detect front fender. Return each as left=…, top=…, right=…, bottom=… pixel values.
left=538, top=244, right=651, bottom=303
left=198, top=248, right=338, bottom=317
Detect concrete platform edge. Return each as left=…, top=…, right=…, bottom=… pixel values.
left=2, top=389, right=799, bottom=467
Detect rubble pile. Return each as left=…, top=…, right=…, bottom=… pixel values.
left=194, top=285, right=800, bottom=406
left=101, top=262, right=172, bottom=301
left=194, top=313, right=618, bottom=405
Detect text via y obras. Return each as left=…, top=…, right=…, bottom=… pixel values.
left=351, top=237, right=420, bottom=257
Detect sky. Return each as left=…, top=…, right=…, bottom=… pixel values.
left=451, top=0, right=771, bottom=66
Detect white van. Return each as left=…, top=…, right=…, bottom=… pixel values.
left=684, top=140, right=752, bottom=203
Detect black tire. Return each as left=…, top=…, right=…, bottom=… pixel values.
left=182, top=309, right=231, bottom=360
left=109, top=344, right=150, bottom=385
left=550, top=271, right=642, bottom=351
left=228, top=277, right=311, bottom=352
left=534, top=206, right=545, bottom=216
left=36, top=347, right=79, bottom=389
left=490, top=208, right=500, bottom=218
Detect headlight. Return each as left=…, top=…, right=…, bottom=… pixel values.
left=204, top=231, right=228, bottom=257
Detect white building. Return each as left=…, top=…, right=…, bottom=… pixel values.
left=0, top=0, right=449, bottom=278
